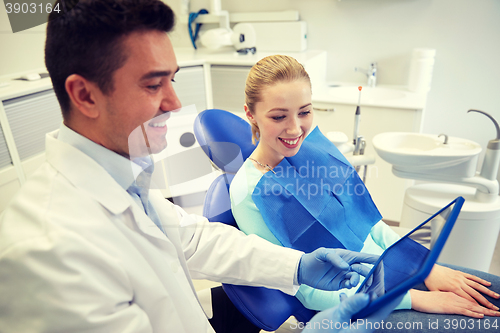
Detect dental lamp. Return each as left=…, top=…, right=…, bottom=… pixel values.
left=196, top=0, right=256, bottom=52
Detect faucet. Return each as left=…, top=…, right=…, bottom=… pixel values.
left=355, top=62, right=377, bottom=87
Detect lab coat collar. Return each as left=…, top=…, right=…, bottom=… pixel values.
left=57, top=123, right=141, bottom=190
left=45, top=130, right=132, bottom=215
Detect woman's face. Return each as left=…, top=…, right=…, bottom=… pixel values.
left=246, top=79, right=313, bottom=165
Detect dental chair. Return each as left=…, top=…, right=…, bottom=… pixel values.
left=194, top=109, right=316, bottom=331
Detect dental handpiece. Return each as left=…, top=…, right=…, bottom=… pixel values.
left=353, top=86, right=362, bottom=146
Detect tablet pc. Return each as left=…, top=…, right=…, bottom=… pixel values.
left=352, top=196, right=465, bottom=320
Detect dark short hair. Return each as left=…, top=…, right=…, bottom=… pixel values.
left=45, top=0, right=175, bottom=117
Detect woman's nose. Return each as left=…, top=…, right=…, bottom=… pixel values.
left=286, top=117, right=302, bottom=135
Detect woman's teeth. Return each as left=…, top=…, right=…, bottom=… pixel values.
left=281, top=137, right=300, bottom=145
left=150, top=120, right=166, bottom=128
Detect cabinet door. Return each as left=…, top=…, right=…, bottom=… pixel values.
left=0, top=123, right=11, bottom=170
left=3, top=89, right=61, bottom=161
left=0, top=88, right=62, bottom=212
left=175, top=65, right=207, bottom=113
left=211, top=65, right=250, bottom=113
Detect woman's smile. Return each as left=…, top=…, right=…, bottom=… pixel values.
left=279, top=133, right=303, bottom=148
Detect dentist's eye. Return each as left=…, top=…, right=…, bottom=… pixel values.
left=148, top=82, right=162, bottom=91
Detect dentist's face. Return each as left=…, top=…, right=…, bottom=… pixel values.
left=247, top=79, right=313, bottom=165
left=95, top=30, right=182, bottom=158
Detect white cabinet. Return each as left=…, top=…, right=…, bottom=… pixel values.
left=211, top=65, right=249, bottom=113
left=312, top=101, right=422, bottom=222
left=174, top=65, right=207, bottom=113
left=0, top=80, right=62, bottom=212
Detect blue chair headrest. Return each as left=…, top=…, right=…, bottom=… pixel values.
left=194, top=109, right=256, bottom=174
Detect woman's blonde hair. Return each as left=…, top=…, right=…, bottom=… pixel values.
left=245, top=55, right=311, bottom=143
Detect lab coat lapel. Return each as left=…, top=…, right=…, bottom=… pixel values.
left=149, top=192, right=198, bottom=295
left=46, top=131, right=131, bottom=215
left=127, top=198, right=175, bottom=244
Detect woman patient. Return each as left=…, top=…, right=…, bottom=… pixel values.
left=229, top=54, right=500, bottom=319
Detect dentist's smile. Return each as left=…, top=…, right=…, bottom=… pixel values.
left=146, top=112, right=171, bottom=133
left=149, top=120, right=167, bottom=128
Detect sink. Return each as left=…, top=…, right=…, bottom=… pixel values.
left=327, top=86, right=406, bottom=103
left=372, top=132, right=482, bottom=178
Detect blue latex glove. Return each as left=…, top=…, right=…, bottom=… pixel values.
left=301, top=292, right=404, bottom=333
left=298, top=248, right=380, bottom=291
left=357, top=260, right=385, bottom=300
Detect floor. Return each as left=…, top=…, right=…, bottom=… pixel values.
left=184, top=202, right=500, bottom=332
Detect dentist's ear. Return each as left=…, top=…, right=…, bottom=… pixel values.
left=65, top=74, right=101, bottom=119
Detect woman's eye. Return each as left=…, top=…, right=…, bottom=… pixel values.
left=300, top=110, right=311, bottom=116
left=272, top=116, right=285, bottom=121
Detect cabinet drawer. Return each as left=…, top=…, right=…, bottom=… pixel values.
left=175, top=65, right=207, bottom=113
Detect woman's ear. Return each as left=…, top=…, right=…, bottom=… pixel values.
left=65, top=74, right=101, bottom=119
left=244, top=104, right=256, bottom=124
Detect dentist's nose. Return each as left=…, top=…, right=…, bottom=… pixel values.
left=160, top=83, right=182, bottom=113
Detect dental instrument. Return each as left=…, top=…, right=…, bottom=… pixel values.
left=353, top=86, right=367, bottom=174
left=353, top=86, right=362, bottom=146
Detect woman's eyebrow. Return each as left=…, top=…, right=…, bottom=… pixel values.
left=268, top=103, right=312, bottom=112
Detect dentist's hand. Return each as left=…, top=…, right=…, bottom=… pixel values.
left=302, top=292, right=404, bottom=333
left=357, top=260, right=385, bottom=300
left=298, top=248, right=380, bottom=291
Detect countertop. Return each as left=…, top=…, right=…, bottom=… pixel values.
left=0, top=48, right=427, bottom=110
left=312, top=83, right=428, bottom=110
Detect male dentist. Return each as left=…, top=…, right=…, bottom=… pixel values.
left=0, top=1, right=395, bottom=332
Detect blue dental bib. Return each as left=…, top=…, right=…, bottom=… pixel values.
left=252, top=127, right=382, bottom=253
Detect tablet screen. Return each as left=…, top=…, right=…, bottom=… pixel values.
left=356, top=201, right=454, bottom=298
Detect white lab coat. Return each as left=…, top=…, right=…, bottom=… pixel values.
left=0, top=130, right=303, bottom=333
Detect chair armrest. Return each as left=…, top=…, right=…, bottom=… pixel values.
left=222, top=284, right=316, bottom=331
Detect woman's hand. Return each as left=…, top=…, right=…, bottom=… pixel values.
left=424, top=265, right=500, bottom=310
left=410, top=289, right=500, bottom=318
